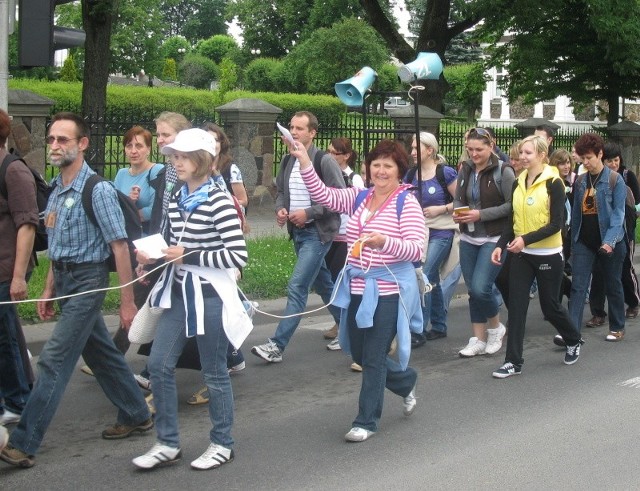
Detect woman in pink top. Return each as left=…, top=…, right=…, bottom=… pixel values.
left=293, top=139, right=425, bottom=443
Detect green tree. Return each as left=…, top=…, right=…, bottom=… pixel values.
left=218, top=57, right=239, bottom=94
left=244, top=58, right=281, bottom=92
left=443, top=62, right=487, bottom=120
left=195, top=35, right=239, bottom=64
left=282, top=18, right=389, bottom=94
left=160, top=36, right=191, bottom=63
left=179, top=54, right=219, bottom=89
left=162, top=58, right=178, bottom=80
left=160, top=0, right=228, bottom=43
left=59, top=55, right=80, bottom=82
left=479, top=0, right=640, bottom=125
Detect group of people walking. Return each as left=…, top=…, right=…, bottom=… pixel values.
left=0, top=108, right=637, bottom=471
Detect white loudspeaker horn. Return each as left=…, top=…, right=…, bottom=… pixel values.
left=335, top=66, right=377, bottom=106
left=398, top=52, right=443, bottom=83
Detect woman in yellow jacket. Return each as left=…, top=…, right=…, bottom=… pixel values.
left=490, top=135, right=582, bottom=378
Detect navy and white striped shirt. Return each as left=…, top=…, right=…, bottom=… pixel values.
left=168, top=184, right=247, bottom=285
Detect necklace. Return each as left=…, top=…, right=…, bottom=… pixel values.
left=588, top=170, right=603, bottom=194
left=363, top=188, right=396, bottom=223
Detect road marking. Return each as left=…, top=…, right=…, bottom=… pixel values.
left=618, top=377, right=640, bottom=388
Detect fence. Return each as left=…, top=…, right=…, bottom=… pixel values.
left=45, top=105, right=598, bottom=178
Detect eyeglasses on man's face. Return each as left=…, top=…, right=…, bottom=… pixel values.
left=46, top=136, right=78, bottom=145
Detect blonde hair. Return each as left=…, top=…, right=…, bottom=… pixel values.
left=549, top=148, right=574, bottom=168
left=520, top=135, right=549, bottom=164
left=154, top=112, right=191, bottom=133
left=414, top=131, right=446, bottom=163
left=509, top=141, right=521, bottom=161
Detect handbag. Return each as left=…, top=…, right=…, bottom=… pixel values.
left=128, top=298, right=164, bottom=344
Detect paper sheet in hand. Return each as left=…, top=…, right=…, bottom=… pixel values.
left=276, top=122, right=297, bottom=147
left=133, top=234, right=168, bottom=259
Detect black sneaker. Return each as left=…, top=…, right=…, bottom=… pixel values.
left=564, top=343, right=580, bottom=365
left=492, top=362, right=522, bottom=379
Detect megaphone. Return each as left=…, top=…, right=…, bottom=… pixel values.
left=335, top=66, right=377, bottom=106
left=398, top=52, right=443, bottom=83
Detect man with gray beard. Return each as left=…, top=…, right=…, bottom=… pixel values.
left=0, top=112, right=152, bottom=469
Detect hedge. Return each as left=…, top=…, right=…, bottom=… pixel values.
left=8, top=79, right=345, bottom=123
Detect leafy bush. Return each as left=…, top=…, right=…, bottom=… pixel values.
left=162, top=58, right=178, bottom=81
left=59, top=55, right=80, bottom=82
left=179, top=54, right=219, bottom=89
left=217, top=58, right=239, bottom=94
left=244, top=58, right=281, bottom=92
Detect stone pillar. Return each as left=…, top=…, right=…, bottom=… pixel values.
left=608, top=120, right=640, bottom=176
left=7, top=90, right=55, bottom=175
left=514, top=117, right=559, bottom=138
left=216, top=98, right=282, bottom=204
left=500, top=97, right=510, bottom=120
left=388, top=104, right=444, bottom=151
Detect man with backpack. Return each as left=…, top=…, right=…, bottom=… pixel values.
left=0, top=109, right=38, bottom=427
left=251, top=111, right=345, bottom=363
left=1, top=112, right=151, bottom=469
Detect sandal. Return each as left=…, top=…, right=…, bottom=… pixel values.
left=187, top=386, right=209, bottom=405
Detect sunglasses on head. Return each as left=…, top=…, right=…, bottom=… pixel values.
left=468, top=128, right=494, bottom=144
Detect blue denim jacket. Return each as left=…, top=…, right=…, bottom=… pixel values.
left=571, top=165, right=626, bottom=248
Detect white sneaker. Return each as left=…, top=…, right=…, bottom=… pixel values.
left=251, top=340, right=283, bottom=363
left=0, top=426, right=8, bottom=452
left=190, top=443, right=234, bottom=470
left=134, top=374, right=151, bottom=390
left=326, top=338, right=341, bottom=351
left=459, top=339, right=487, bottom=358
left=485, top=323, right=506, bottom=355
left=345, top=427, right=375, bottom=442
left=132, top=443, right=181, bottom=469
left=461, top=337, right=478, bottom=351
left=0, top=409, right=21, bottom=425
left=403, top=387, right=417, bottom=416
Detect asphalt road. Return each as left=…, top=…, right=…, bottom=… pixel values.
left=3, top=291, right=640, bottom=490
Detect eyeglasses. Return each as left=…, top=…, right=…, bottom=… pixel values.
left=46, top=136, right=78, bottom=145
left=328, top=150, right=345, bottom=156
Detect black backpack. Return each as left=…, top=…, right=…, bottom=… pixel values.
left=0, top=153, right=52, bottom=253
left=81, top=174, right=143, bottom=272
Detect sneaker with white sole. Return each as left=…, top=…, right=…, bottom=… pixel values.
left=228, top=361, right=246, bottom=373
left=564, top=343, right=580, bottom=365
left=251, top=340, right=283, bottom=363
left=326, top=338, right=341, bottom=351
left=492, top=362, right=522, bottom=379
left=485, top=323, right=506, bottom=354
left=403, top=387, right=417, bottom=416
left=132, top=443, right=181, bottom=469
left=0, top=426, right=8, bottom=452
left=0, top=409, right=21, bottom=425
left=459, top=339, right=487, bottom=358
left=134, top=374, right=151, bottom=391
left=191, top=443, right=234, bottom=470
left=345, top=427, right=375, bottom=442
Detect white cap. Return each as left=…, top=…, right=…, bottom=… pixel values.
left=160, top=128, right=217, bottom=157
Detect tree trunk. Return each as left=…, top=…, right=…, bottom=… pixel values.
left=81, top=0, right=119, bottom=173
left=359, top=0, right=481, bottom=114
left=606, top=92, right=620, bottom=126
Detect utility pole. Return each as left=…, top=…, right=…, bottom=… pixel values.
left=0, top=0, right=11, bottom=111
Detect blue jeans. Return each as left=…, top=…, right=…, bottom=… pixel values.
left=0, top=280, right=31, bottom=414
left=459, top=240, right=504, bottom=323
left=271, top=227, right=339, bottom=350
left=422, top=236, right=453, bottom=333
left=441, top=263, right=462, bottom=316
left=569, top=240, right=627, bottom=333
left=149, top=291, right=233, bottom=449
left=348, top=295, right=417, bottom=432
left=10, top=263, right=150, bottom=455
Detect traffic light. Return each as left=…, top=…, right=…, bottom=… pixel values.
left=18, top=0, right=86, bottom=68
